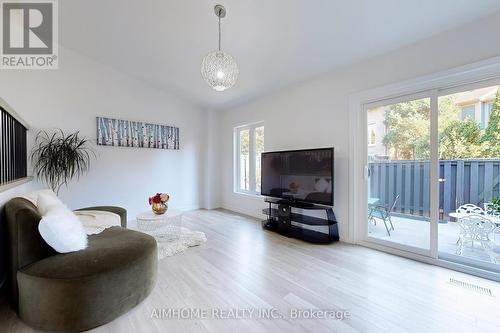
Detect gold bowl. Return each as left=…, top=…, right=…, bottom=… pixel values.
left=151, top=202, right=168, bottom=215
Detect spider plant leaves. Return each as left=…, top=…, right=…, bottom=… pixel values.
left=31, top=130, right=95, bottom=194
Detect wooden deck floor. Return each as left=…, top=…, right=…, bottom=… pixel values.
left=369, top=215, right=500, bottom=263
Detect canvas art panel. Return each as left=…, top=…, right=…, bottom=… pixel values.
left=96, top=117, right=179, bottom=150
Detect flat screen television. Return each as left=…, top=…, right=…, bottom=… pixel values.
left=261, top=148, right=334, bottom=206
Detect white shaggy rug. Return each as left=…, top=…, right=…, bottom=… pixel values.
left=154, top=227, right=207, bottom=259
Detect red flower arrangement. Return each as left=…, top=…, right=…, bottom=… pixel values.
left=148, top=193, right=170, bottom=205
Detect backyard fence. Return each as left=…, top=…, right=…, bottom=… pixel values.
left=369, top=159, right=500, bottom=220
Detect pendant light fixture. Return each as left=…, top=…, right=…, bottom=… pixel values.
left=201, top=5, right=239, bottom=92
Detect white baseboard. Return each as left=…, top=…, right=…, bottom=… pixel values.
left=176, top=204, right=202, bottom=212
left=221, top=204, right=264, bottom=221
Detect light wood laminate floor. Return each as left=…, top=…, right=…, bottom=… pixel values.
left=1, top=209, right=500, bottom=333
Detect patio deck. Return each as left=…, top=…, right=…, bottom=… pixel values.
left=368, top=215, right=500, bottom=264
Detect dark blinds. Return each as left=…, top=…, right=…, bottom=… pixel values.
left=0, top=106, right=27, bottom=185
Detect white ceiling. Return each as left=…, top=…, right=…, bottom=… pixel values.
left=60, top=0, right=500, bottom=109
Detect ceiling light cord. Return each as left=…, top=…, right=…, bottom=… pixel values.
left=218, top=10, right=221, bottom=52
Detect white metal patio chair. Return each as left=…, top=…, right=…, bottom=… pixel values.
left=456, top=214, right=496, bottom=262
left=456, top=204, right=484, bottom=215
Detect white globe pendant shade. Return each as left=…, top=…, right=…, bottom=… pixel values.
left=201, top=50, right=239, bottom=92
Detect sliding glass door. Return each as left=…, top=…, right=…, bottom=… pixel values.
left=437, top=84, right=500, bottom=271
left=363, top=79, right=500, bottom=274
left=366, top=96, right=431, bottom=251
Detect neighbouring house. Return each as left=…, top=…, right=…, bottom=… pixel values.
left=367, top=106, right=389, bottom=160
left=454, top=86, right=498, bottom=128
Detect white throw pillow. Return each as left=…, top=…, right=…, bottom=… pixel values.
left=37, top=193, right=88, bottom=253
left=38, top=214, right=88, bottom=253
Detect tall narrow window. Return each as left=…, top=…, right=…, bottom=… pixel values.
left=235, top=123, right=264, bottom=194
left=0, top=106, right=28, bottom=186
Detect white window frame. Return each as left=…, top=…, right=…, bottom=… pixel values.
left=234, top=122, right=264, bottom=195
left=482, top=101, right=494, bottom=128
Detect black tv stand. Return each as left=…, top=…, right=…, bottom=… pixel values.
left=262, top=197, right=339, bottom=243
left=277, top=199, right=314, bottom=208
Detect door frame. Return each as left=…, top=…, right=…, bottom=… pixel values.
left=348, top=56, right=500, bottom=281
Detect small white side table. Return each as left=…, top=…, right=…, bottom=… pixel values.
left=136, top=209, right=183, bottom=241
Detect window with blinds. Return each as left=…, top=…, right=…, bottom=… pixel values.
left=0, top=106, right=27, bottom=185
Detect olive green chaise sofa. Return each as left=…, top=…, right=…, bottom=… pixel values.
left=4, top=197, right=158, bottom=332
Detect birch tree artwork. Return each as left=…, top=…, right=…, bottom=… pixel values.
left=96, top=117, right=179, bottom=150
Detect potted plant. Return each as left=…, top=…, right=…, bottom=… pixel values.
left=489, top=197, right=500, bottom=215
left=485, top=197, right=500, bottom=216
left=31, top=130, right=95, bottom=195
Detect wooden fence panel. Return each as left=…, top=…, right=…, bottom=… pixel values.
left=368, top=159, right=500, bottom=220
left=443, top=161, right=452, bottom=215
left=404, top=163, right=412, bottom=214
left=484, top=163, right=493, bottom=203
left=423, top=162, right=430, bottom=216
left=388, top=163, right=395, bottom=210
left=456, top=160, right=464, bottom=209
left=413, top=162, right=421, bottom=214
left=396, top=163, right=403, bottom=211
left=380, top=164, right=387, bottom=207
left=470, top=162, right=479, bottom=205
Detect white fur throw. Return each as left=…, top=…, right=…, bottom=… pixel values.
left=37, top=193, right=88, bottom=253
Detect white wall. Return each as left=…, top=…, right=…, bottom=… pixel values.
left=216, top=12, right=500, bottom=241
left=203, top=109, right=222, bottom=209
left=0, top=46, right=207, bottom=220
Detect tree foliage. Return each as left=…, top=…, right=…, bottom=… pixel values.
left=439, top=119, right=485, bottom=159
left=382, top=91, right=500, bottom=160
left=239, top=127, right=264, bottom=156
left=239, top=129, right=250, bottom=155
left=482, top=90, right=500, bottom=157
left=382, top=99, right=430, bottom=159
left=383, top=96, right=460, bottom=159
